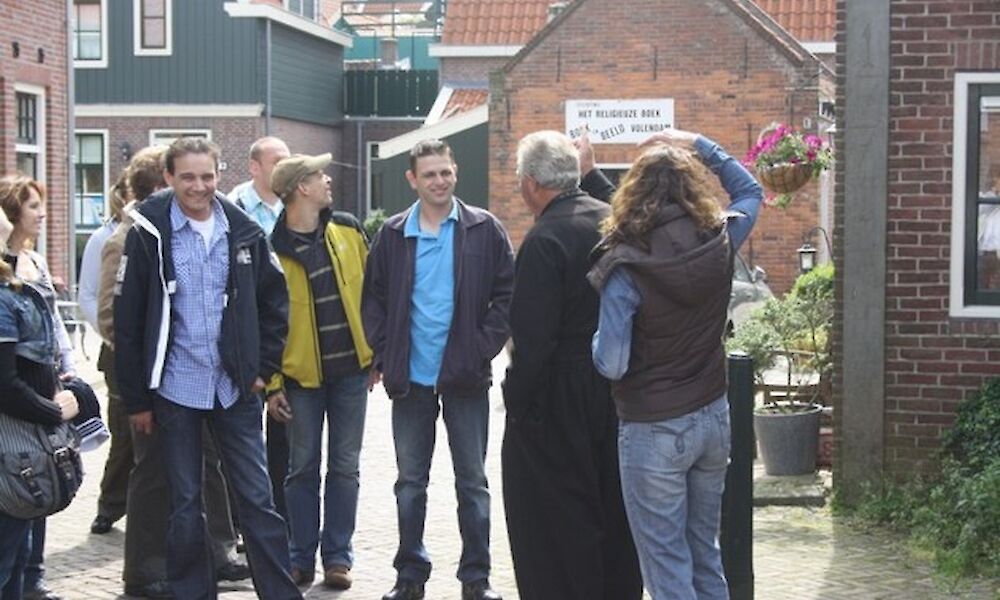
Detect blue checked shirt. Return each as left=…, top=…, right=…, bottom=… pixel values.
left=158, top=199, right=240, bottom=410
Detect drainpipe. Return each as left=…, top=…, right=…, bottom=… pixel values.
left=356, top=120, right=364, bottom=217
left=67, top=0, right=77, bottom=286
left=265, top=19, right=272, bottom=134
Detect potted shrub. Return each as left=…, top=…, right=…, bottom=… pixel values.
left=728, top=265, right=834, bottom=475
left=743, top=124, right=833, bottom=208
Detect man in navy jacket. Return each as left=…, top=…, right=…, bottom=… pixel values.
left=114, top=137, right=298, bottom=599
left=362, top=139, right=513, bottom=600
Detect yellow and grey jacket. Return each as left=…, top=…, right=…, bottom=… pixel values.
left=266, top=208, right=373, bottom=393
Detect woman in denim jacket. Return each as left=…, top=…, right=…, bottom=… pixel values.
left=0, top=207, right=79, bottom=599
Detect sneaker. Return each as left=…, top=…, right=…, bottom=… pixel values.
left=323, top=564, right=352, bottom=590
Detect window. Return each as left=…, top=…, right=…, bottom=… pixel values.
left=134, top=0, right=172, bottom=56
left=14, top=86, right=45, bottom=182
left=73, top=0, right=107, bottom=68
left=950, top=73, right=1000, bottom=317
left=74, top=132, right=108, bottom=228
left=149, top=129, right=211, bottom=147
left=286, top=0, right=318, bottom=20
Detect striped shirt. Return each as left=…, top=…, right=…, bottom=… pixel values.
left=290, top=229, right=359, bottom=379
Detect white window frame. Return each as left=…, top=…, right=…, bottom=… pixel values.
left=73, top=0, right=109, bottom=69
left=14, top=83, right=46, bottom=253
left=284, top=0, right=319, bottom=21
left=148, top=128, right=212, bottom=147
left=73, top=129, right=110, bottom=228
left=14, top=83, right=46, bottom=185
left=133, top=0, right=173, bottom=57
left=949, top=72, right=1000, bottom=318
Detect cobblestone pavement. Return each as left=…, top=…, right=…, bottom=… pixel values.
left=40, top=346, right=999, bottom=599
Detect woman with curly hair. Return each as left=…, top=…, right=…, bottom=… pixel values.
left=586, top=128, right=763, bottom=600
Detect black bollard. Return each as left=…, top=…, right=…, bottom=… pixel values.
left=722, top=352, right=754, bottom=600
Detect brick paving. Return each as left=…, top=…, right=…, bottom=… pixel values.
left=39, top=344, right=999, bottom=599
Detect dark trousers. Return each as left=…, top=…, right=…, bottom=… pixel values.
left=0, top=512, right=31, bottom=600
left=124, top=418, right=239, bottom=587
left=22, top=519, right=44, bottom=591
left=96, top=348, right=132, bottom=522
left=152, top=395, right=299, bottom=600
left=502, top=360, right=642, bottom=600
left=266, top=415, right=289, bottom=521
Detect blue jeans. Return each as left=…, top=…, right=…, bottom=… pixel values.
left=0, top=513, right=31, bottom=600
left=152, top=395, right=301, bottom=600
left=284, top=373, right=368, bottom=570
left=391, top=384, right=491, bottom=584
left=618, top=395, right=731, bottom=600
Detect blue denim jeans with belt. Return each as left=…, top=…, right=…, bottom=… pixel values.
left=618, top=394, right=731, bottom=600
left=391, top=384, right=491, bottom=584
left=283, top=373, right=368, bottom=571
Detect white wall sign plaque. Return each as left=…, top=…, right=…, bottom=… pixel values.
left=565, top=99, right=675, bottom=144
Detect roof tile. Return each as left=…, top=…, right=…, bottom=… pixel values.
left=753, top=0, right=835, bottom=42
left=442, top=0, right=559, bottom=45
left=443, top=88, right=490, bottom=118
left=440, top=0, right=833, bottom=48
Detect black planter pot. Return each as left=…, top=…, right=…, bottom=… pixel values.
left=753, top=402, right=822, bottom=476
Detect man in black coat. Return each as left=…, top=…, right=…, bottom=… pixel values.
left=501, top=130, right=642, bottom=600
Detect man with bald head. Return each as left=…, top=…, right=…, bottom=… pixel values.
left=229, top=136, right=291, bottom=236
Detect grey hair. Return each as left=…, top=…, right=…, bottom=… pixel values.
left=516, top=130, right=580, bottom=191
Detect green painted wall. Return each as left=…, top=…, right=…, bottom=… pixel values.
left=76, top=0, right=262, bottom=104
left=370, top=122, right=488, bottom=216
left=270, top=23, right=344, bottom=125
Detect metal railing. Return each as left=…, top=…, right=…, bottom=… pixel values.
left=344, top=69, right=439, bottom=117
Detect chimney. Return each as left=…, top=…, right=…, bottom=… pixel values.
left=547, top=2, right=568, bottom=23
left=380, top=37, right=399, bottom=68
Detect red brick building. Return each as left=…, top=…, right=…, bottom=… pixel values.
left=834, top=1, right=1000, bottom=492
left=488, top=0, right=834, bottom=293
left=0, top=0, right=71, bottom=282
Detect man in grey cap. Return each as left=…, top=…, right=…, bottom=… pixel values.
left=265, top=154, right=377, bottom=590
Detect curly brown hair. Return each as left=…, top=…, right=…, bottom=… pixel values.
left=601, top=145, right=722, bottom=250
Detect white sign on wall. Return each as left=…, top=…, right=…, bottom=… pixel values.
left=565, top=99, right=675, bottom=144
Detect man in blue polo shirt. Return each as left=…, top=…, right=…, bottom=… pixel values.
left=362, top=139, right=514, bottom=600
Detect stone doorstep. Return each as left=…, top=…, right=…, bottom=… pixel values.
left=753, top=463, right=831, bottom=507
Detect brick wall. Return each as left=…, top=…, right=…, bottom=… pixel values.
left=271, top=116, right=343, bottom=209
left=0, top=0, right=70, bottom=281
left=76, top=116, right=264, bottom=195
left=835, top=0, right=1000, bottom=474
left=441, top=57, right=510, bottom=87
left=488, top=0, right=830, bottom=293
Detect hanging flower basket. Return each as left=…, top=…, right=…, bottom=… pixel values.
left=743, top=123, right=833, bottom=209
left=757, top=162, right=814, bottom=195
